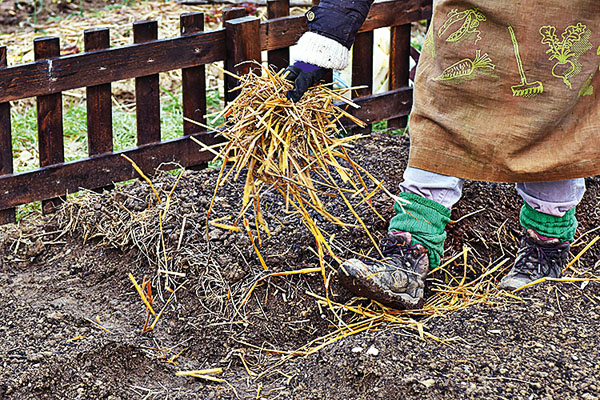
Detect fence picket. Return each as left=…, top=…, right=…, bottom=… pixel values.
left=181, top=12, right=207, bottom=137
left=34, top=37, right=65, bottom=214
left=0, top=46, right=15, bottom=224
left=388, top=24, right=411, bottom=129
left=85, top=28, right=113, bottom=156
left=223, top=7, right=248, bottom=105
left=134, top=20, right=161, bottom=145
left=225, top=16, right=262, bottom=102
left=267, top=0, right=290, bottom=72
left=0, top=0, right=429, bottom=224
left=352, top=31, right=374, bottom=134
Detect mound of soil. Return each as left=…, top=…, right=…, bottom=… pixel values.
left=1, top=133, right=599, bottom=400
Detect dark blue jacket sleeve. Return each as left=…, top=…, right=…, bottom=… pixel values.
left=306, top=0, right=375, bottom=49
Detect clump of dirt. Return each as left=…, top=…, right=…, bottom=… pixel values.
left=1, top=133, right=600, bottom=400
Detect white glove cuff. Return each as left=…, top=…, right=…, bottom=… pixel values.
left=292, top=32, right=350, bottom=70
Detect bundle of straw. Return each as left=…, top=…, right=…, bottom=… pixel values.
left=194, top=67, right=387, bottom=277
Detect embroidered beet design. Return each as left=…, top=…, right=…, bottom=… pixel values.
left=540, top=23, right=593, bottom=89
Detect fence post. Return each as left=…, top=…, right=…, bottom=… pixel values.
left=134, top=20, right=161, bottom=145
left=225, top=16, right=262, bottom=102
left=351, top=31, right=374, bottom=134
left=181, top=12, right=207, bottom=137
left=388, top=24, right=411, bottom=129
left=34, top=37, right=65, bottom=214
left=223, top=7, right=248, bottom=105
left=85, top=28, right=113, bottom=156
left=267, top=0, right=290, bottom=72
left=0, top=46, right=15, bottom=224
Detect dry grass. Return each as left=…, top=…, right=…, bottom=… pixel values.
left=193, top=66, right=393, bottom=280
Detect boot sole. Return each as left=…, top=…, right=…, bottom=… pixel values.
left=339, top=259, right=424, bottom=310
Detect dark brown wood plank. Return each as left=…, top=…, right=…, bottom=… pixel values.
left=360, top=0, right=432, bottom=32
left=134, top=20, right=161, bottom=145
left=339, top=87, right=412, bottom=128
left=0, top=133, right=224, bottom=209
left=181, top=12, right=207, bottom=136
left=0, top=46, right=16, bottom=224
left=260, top=15, right=306, bottom=52
left=267, top=0, right=290, bottom=72
left=351, top=30, right=373, bottom=134
left=0, top=86, right=412, bottom=211
left=223, top=8, right=248, bottom=105
left=85, top=28, right=113, bottom=155
left=388, top=23, right=411, bottom=129
left=259, top=0, right=432, bottom=51
left=223, top=7, right=247, bottom=21
left=0, top=29, right=227, bottom=103
left=35, top=37, right=65, bottom=214
left=225, top=16, right=262, bottom=103
left=0, top=0, right=430, bottom=104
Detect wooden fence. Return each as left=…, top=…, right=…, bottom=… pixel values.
left=0, top=0, right=432, bottom=225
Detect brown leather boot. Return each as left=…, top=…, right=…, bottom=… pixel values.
left=339, top=231, right=430, bottom=310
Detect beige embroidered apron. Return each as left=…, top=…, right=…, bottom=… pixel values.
left=408, top=0, right=600, bottom=182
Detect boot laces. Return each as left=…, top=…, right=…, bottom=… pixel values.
left=515, top=239, right=563, bottom=276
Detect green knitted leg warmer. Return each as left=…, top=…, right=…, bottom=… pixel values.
left=520, top=202, right=577, bottom=242
left=388, top=192, right=451, bottom=268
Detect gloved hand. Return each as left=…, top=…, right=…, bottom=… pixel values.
left=284, top=62, right=327, bottom=103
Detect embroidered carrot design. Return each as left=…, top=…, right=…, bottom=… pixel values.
left=432, top=50, right=495, bottom=82
left=539, top=23, right=593, bottom=89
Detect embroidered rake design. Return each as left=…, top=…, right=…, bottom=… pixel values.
left=508, top=25, right=543, bottom=98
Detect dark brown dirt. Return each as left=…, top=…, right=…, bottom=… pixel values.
left=1, top=133, right=600, bottom=400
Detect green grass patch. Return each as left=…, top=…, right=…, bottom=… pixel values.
left=10, top=86, right=223, bottom=221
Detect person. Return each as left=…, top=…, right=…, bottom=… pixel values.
left=284, top=0, right=600, bottom=310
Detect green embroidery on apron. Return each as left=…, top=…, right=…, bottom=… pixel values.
left=540, top=23, right=593, bottom=89
left=423, top=30, right=436, bottom=58
left=438, top=9, right=486, bottom=44
left=578, top=73, right=594, bottom=97
left=432, top=50, right=497, bottom=83
left=508, top=26, right=544, bottom=97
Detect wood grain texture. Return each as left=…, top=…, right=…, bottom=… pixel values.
left=181, top=12, right=207, bottom=136
left=0, top=1, right=431, bottom=103
left=267, top=0, right=290, bottom=72
left=0, top=30, right=227, bottom=103
left=85, top=28, right=113, bottom=155
left=258, top=0, right=432, bottom=51
left=223, top=8, right=249, bottom=105
left=352, top=30, right=374, bottom=134
left=134, top=20, right=161, bottom=145
left=35, top=37, right=65, bottom=214
left=0, top=133, right=224, bottom=209
left=0, top=46, right=15, bottom=223
left=340, top=87, right=412, bottom=127
left=389, top=23, right=411, bottom=129
left=225, top=16, right=262, bottom=103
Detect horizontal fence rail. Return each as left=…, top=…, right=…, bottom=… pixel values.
left=0, top=0, right=432, bottom=223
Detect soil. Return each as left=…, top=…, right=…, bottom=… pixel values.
left=1, top=133, right=600, bottom=400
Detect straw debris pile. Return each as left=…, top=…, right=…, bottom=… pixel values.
left=200, top=67, right=388, bottom=277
